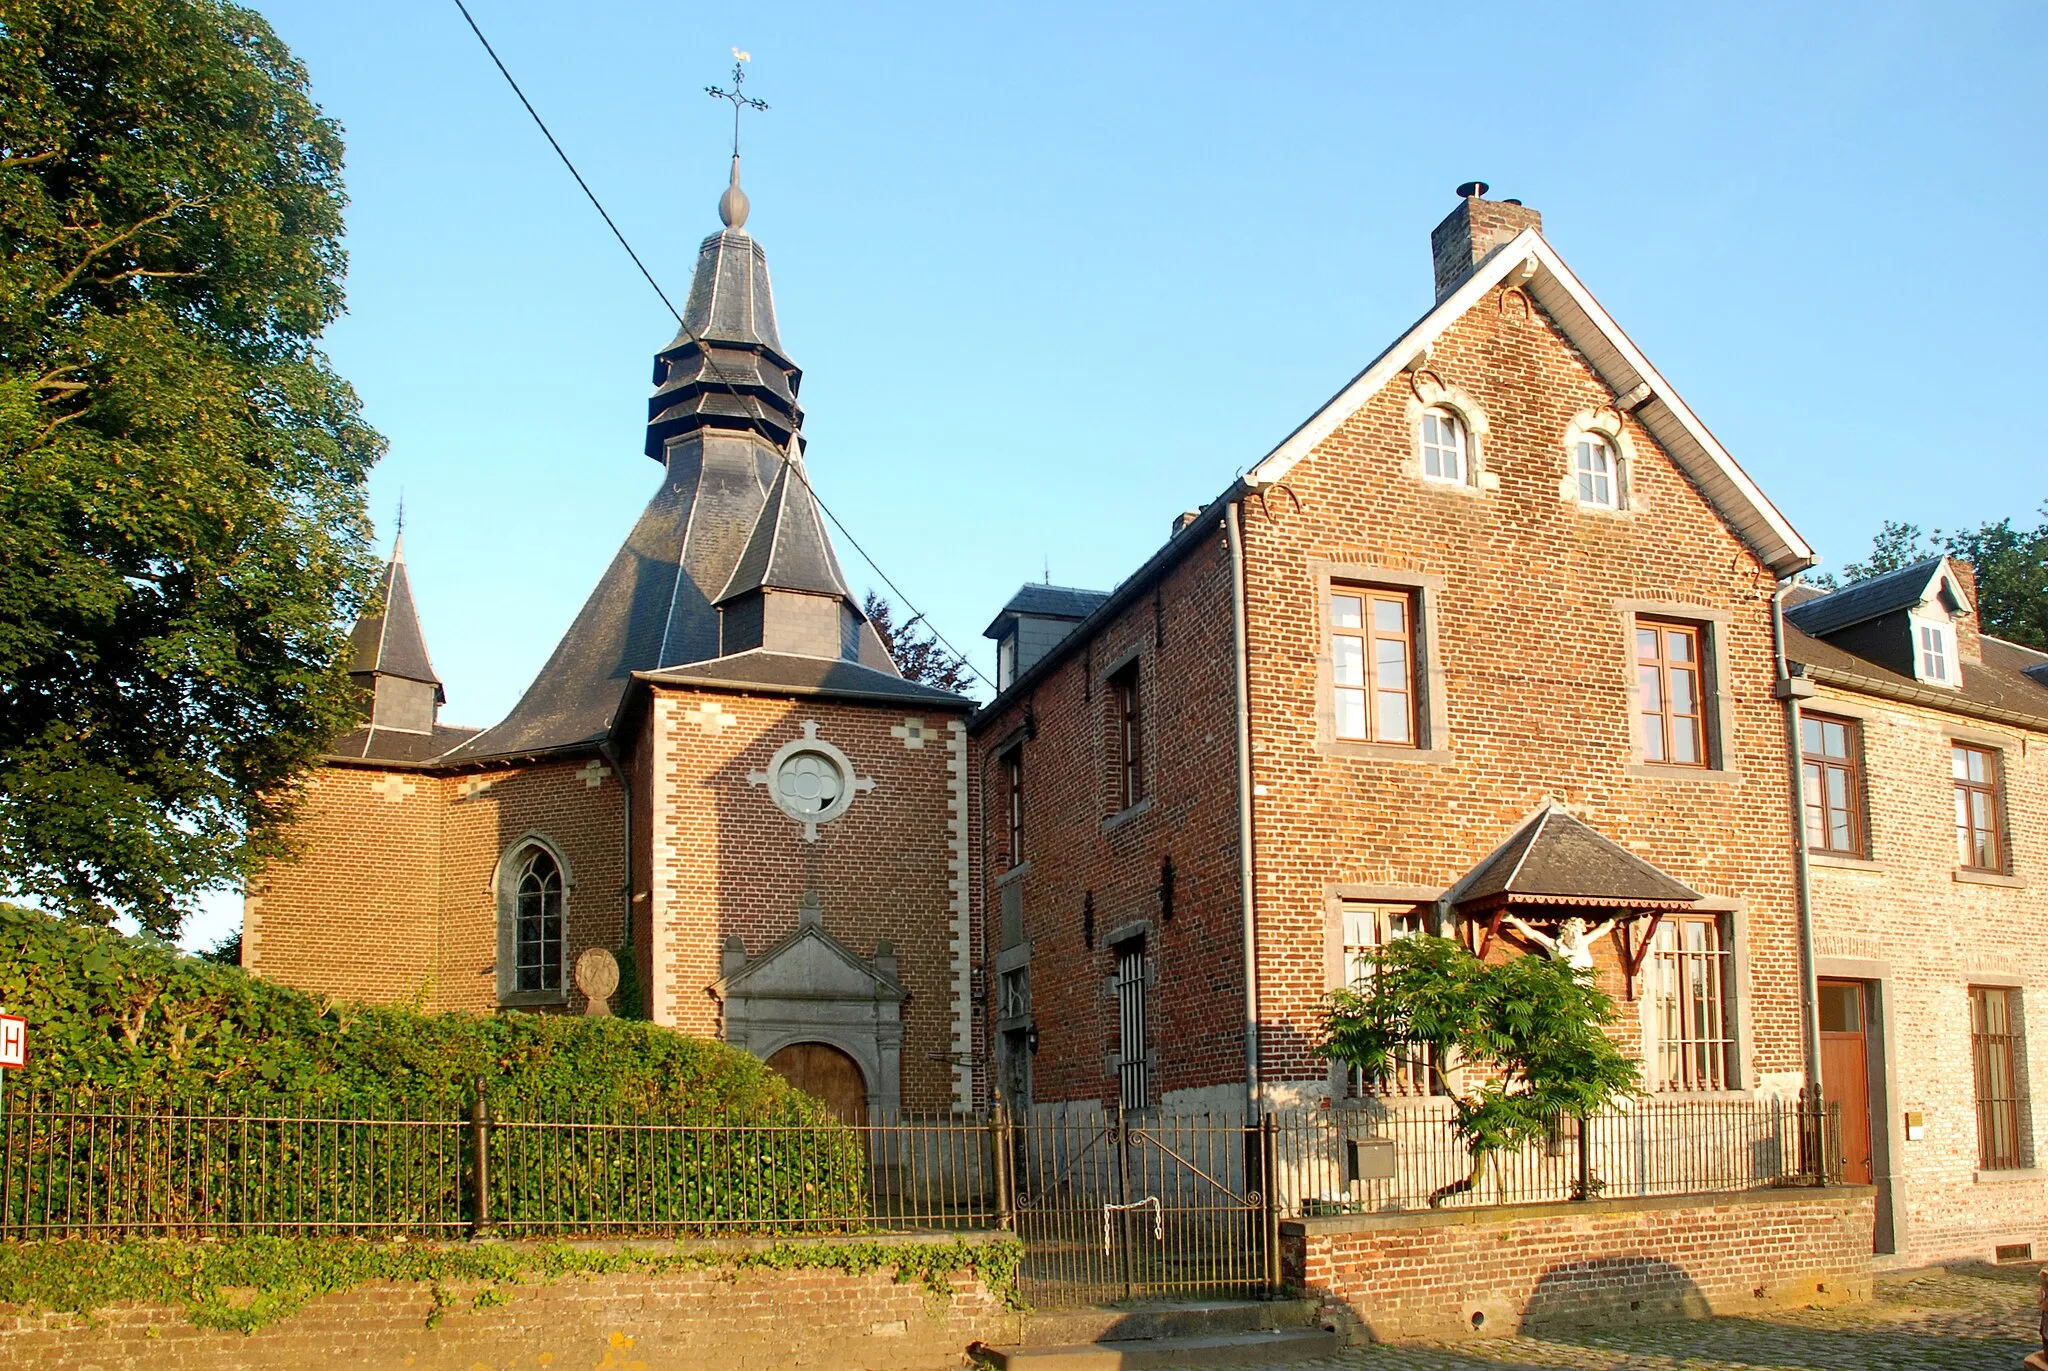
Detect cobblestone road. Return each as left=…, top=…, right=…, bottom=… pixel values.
left=1266, top=1265, right=2039, bottom=1371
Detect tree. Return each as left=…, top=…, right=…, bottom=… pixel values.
left=1818, top=506, right=2048, bottom=650
left=1320, top=935, right=1640, bottom=1204
left=863, top=590, right=975, bottom=693
left=0, top=0, right=383, bottom=936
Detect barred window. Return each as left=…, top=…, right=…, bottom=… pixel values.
left=1971, top=986, right=2024, bottom=1171
left=1115, top=940, right=1149, bottom=1111
left=513, top=846, right=564, bottom=994
left=1340, top=903, right=1435, bottom=1097
left=1651, top=915, right=1735, bottom=1092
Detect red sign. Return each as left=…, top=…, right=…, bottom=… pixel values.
left=0, top=1015, right=24, bottom=1070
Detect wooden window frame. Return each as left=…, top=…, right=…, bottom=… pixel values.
left=1330, top=585, right=1418, bottom=748
left=1575, top=436, right=1619, bottom=508
left=1971, top=985, right=2024, bottom=1170
left=1635, top=619, right=1709, bottom=769
left=1110, top=661, right=1143, bottom=811
left=1418, top=407, right=1468, bottom=484
left=1650, top=913, right=1736, bottom=1092
left=1338, top=902, right=1438, bottom=1098
left=1953, top=743, right=2006, bottom=873
left=1802, top=712, right=1867, bottom=857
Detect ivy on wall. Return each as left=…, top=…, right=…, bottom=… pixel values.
left=0, top=1236, right=1026, bottom=1333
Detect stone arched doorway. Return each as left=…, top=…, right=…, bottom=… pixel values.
left=766, top=1042, right=869, bottom=1126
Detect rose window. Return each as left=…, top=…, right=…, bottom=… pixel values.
left=776, top=750, right=845, bottom=817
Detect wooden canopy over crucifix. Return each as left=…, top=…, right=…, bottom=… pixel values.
left=1452, top=804, right=1705, bottom=1000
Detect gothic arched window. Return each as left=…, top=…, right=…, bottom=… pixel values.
left=512, top=846, right=564, bottom=993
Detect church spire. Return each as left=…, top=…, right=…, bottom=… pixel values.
left=347, top=531, right=444, bottom=736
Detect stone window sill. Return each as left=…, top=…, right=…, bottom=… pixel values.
left=1809, top=852, right=1882, bottom=872
left=1626, top=763, right=1743, bottom=785
left=1955, top=868, right=2025, bottom=889
left=994, top=859, right=1032, bottom=888
left=1975, top=1167, right=2045, bottom=1185
left=499, top=990, right=568, bottom=1010
left=1100, top=796, right=1154, bottom=834
left=1322, top=742, right=1455, bottom=765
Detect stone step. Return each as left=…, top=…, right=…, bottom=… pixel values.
left=974, top=1327, right=1344, bottom=1369
left=1019, top=1298, right=1317, bottom=1347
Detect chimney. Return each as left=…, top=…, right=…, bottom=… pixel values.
left=1431, top=182, right=1543, bottom=301
left=1946, top=558, right=1983, bottom=666
left=1171, top=510, right=1201, bottom=537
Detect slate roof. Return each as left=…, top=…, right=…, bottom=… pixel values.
left=325, top=723, right=482, bottom=768
left=1787, top=623, right=2048, bottom=729
left=638, top=651, right=969, bottom=709
left=1455, top=806, right=1703, bottom=911
left=717, top=458, right=857, bottom=604
left=347, top=547, right=442, bottom=697
left=443, top=188, right=910, bottom=764
left=981, top=584, right=1112, bottom=639
left=1782, top=557, right=1959, bottom=637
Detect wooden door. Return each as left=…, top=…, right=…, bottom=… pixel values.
left=765, top=1042, right=870, bottom=1127
left=1819, top=979, right=1873, bottom=1184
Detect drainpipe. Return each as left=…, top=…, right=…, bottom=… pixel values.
left=1770, top=577, right=1822, bottom=1096
left=1226, top=499, right=1261, bottom=1119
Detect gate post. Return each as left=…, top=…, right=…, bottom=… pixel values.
left=1260, top=1113, right=1281, bottom=1295
left=1575, top=1114, right=1592, bottom=1201
left=990, top=1099, right=1014, bottom=1230
left=468, top=1076, right=491, bottom=1237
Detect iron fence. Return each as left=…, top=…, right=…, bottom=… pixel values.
left=0, top=1088, right=1838, bottom=1250
left=1270, top=1094, right=1842, bottom=1217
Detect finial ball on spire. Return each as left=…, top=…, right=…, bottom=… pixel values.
left=719, top=156, right=750, bottom=230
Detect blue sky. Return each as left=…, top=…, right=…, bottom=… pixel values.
left=180, top=0, right=2046, bottom=946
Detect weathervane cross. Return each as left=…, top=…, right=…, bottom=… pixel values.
left=706, top=48, right=768, bottom=159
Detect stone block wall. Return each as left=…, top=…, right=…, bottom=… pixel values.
left=1285, top=1187, right=1875, bottom=1342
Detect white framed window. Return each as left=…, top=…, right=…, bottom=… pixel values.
left=1340, top=903, right=1434, bottom=1097
left=1649, top=915, right=1736, bottom=1092
left=1419, top=408, right=1468, bottom=484
left=1575, top=437, right=1618, bottom=508
left=1917, top=621, right=1953, bottom=684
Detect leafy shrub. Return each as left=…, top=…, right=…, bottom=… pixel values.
left=0, top=903, right=822, bottom=1121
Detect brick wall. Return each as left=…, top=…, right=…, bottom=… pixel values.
left=646, top=688, right=971, bottom=1112
left=249, top=756, right=626, bottom=1016
left=971, top=277, right=1807, bottom=1114
left=1285, top=1187, right=1874, bottom=1342
left=0, top=1249, right=1018, bottom=1371
left=1240, top=284, right=1804, bottom=1097
left=969, top=534, right=1245, bottom=1110
left=1805, top=679, right=2048, bottom=1265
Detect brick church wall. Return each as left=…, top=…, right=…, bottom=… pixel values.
left=1238, top=283, right=1804, bottom=1100
left=969, top=532, right=1246, bottom=1111
left=249, top=755, right=626, bottom=1016
left=645, top=687, right=970, bottom=1113
left=1804, top=680, right=2048, bottom=1265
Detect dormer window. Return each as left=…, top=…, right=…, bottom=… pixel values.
left=1419, top=409, right=1468, bottom=484
left=1575, top=437, right=1617, bottom=508
left=997, top=633, right=1018, bottom=690
left=1918, top=621, right=1953, bottom=684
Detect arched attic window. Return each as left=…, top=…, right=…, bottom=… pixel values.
left=1419, top=408, right=1469, bottom=484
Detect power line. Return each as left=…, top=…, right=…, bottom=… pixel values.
left=447, top=1, right=991, bottom=692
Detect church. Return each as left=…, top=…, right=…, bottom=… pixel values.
left=245, top=158, right=978, bottom=1121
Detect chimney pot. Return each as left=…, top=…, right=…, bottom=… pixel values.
left=1430, top=185, right=1543, bottom=302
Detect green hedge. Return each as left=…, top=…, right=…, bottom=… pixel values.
left=0, top=903, right=822, bottom=1121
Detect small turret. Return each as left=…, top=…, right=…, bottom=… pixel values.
left=347, top=535, right=445, bottom=735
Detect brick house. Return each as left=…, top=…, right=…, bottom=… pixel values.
left=1783, top=559, right=2048, bottom=1264
left=969, top=187, right=1826, bottom=1121
left=246, top=162, right=977, bottom=1119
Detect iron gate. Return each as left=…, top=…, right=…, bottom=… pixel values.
left=1006, top=1108, right=1278, bottom=1306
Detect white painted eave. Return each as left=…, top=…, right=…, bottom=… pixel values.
left=1247, top=228, right=1817, bottom=576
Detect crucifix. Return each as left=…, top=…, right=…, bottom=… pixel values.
left=706, top=48, right=769, bottom=160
